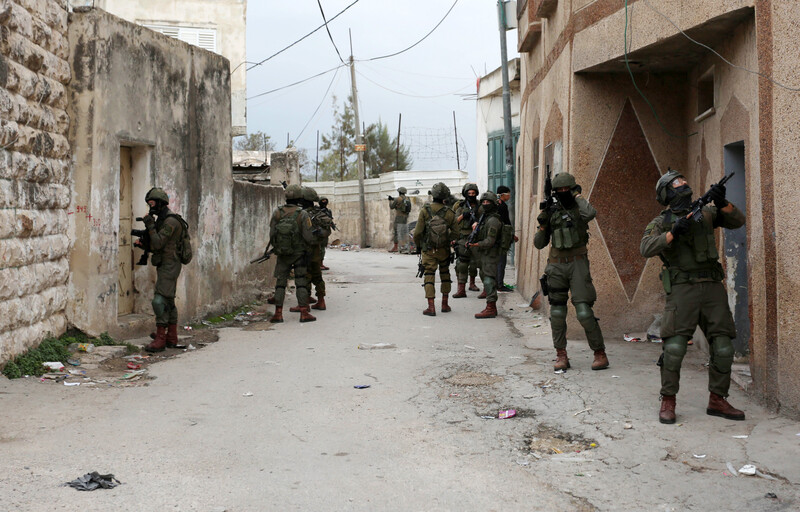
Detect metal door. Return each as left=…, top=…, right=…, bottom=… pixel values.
left=118, top=146, right=134, bottom=316
left=723, top=142, right=749, bottom=354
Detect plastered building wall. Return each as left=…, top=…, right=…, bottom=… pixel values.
left=0, top=0, right=72, bottom=364
left=66, top=8, right=277, bottom=339
left=96, top=0, right=247, bottom=137
left=517, top=0, right=800, bottom=416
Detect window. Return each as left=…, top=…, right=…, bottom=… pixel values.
left=144, top=24, right=218, bottom=54
left=695, top=66, right=715, bottom=123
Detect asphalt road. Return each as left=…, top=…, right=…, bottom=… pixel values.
left=1, top=249, right=798, bottom=511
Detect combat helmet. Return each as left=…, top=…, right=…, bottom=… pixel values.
left=145, top=187, right=169, bottom=204
left=656, top=169, right=684, bottom=205
left=397, top=187, right=407, bottom=195
left=551, top=173, right=577, bottom=190
left=302, top=186, right=319, bottom=202
left=480, top=191, right=498, bottom=204
left=462, top=183, right=479, bottom=196
left=431, top=182, right=450, bottom=201
left=285, top=184, right=303, bottom=200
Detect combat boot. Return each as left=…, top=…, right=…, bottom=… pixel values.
left=166, top=324, right=179, bottom=348
left=311, top=297, right=326, bottom=310
left=270, top=307, right=284, bottom=323
left=320, top=263, right=330, bottom=270
left=452, top=283, right=467, bottom=298
left=441, top=295, right=451, bottom=313
left=554, top=349, right=570, bottom=371
left=267, top=295, right=276, bottom=305
left=474, top=301, right=497, bottom=319
left=423, top=298, right=436, bottom=316
left=591, top=349, right=609, bottom=370
left=707, top=393, right=745, bottom=421
left=309, top=296, right=317, bottom=304
left=145, top=326, right=167, bottom=353
left=477, top=289, right=487, bottom=299
left=289, top=305, right=302, bottom=312
left=468, top=277, right=479, bottom=292
left=659, top=395, right=676, bottom=424
left=299, top=307, right=316, bottom=323
left=389, top=243, right=398, bottom=253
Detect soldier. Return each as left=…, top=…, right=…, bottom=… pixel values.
left=268, top=184, right=316, bottom=323
left=318, top=196, right=333, bottom=270
left=534, top=173, right=609, bottom=371
left=388, top=187, right=412, bottom=253
left=142, top=188, right=187, bottom=352
left=496, top=185, right=518, bottom=292
left=288, top=186, right=330, bottom=313
left=640, top=169, right=746, bottom=424
left=467, top=191, right=504, bottom=319
left=413, top=182, right=457, bottom=316
left=452, top=183, right=482, bottom=297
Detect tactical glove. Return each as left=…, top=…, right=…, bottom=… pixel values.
left=142, top=214, right=156, bottom=229
left=537, top=211, right=550, bottom=226
left=708, top=184, right=728, bottom=208
left=670, top=217, right=691, bottom=239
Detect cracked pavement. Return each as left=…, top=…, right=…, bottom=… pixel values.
left=0, top=249, right=798, bottom=511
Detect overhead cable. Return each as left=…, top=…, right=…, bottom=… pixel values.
left=355, top=69, right=471, bottom=98
left=294, top=66, right=343, bottom=144
left=317, top=0, right=346, bottom=64
left=360, top=0, right=460, bottom=62
left=247, top=64, right=347, bottom=100
left=246, top=0, right=361, bottom=71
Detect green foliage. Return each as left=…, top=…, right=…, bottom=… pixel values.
left=364, top=120, right=412, bottom=178
left=234, top=131, right=276, bottom=152
left=1, top=331, right=132, bottom=379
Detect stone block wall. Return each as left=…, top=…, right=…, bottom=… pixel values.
left=0, top=0, right=71, bottom=364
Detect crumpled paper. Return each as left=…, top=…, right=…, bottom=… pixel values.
left=64, top=472, right=121, bottom=491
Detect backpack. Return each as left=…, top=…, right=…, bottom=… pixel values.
left=402, top=198, right=411, bottom=215
left=500, top=224, right=514, bottom=252
left=425, top=205, right=451, bottom=250
left=310, top=208, right=333, bottom=241
left=273, top=207, right=304, bottom=256
left=167, top=213, right=193, bottom=264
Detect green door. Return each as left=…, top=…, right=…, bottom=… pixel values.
left=487, top=129, right=519, bottom=261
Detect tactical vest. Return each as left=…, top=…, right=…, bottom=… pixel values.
left=477, top=212, right=502, bottom=248
left=457, top=200, right=479, bottom=236
left=273, top=207, right=305, bottom=256
left=660, top=208, right=723, bottom=281
left=549, top=206, right=589, bottom=250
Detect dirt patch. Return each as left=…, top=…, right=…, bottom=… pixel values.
left=444, top=371, right=504, bottom=387
left=243, top=321, right=275, bottom=332
left=189, top=329, right=220, bottom=344
left=524, top=424, right=597, bottom=456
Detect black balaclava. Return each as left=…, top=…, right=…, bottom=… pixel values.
left=150, top=201, right=168, bottom=217
left=319, top=199, right=328, bottom=209
left=556, top=190, right=577, bottom=209
left=667, top=184, right=693, bottom=212
left=481, top=201, right=497, bottom=214
left=287, top=197, right=303, bottom=206
left=467, top=192, right=478, bottom=205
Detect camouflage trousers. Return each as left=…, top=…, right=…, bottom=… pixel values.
left=305, top=245, right=326, bottom=298
left=454, top=237, right=479, bottom=284
left=273, top=253, right=310, bottom=307
left=422, top=248, right=452, bottom=299
left=152, top=293, right=178, bottom=326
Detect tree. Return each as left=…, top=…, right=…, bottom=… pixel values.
left=234, top=131, right=275, bottom=152
left=318, top=95, right=357, bottom=181
left=364, top=119, right=412, bottom=178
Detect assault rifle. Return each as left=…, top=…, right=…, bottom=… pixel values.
left=131, top=217, right=151, bottom=265
left=689, top=173, right=735, bottom=222
left=250, top=242, right=274, bottom=264
left=466, top=213, right=485, bottom=247
left=539, top=164, right=559, bottom=213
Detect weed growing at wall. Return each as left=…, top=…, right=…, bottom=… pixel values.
left=2, top=331, right=137, bottom=379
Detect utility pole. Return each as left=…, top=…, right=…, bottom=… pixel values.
left=497, top=0, right=514, bottom=182
left=315, top=130, right=319, bottom=182
left=396, top=113, right=402, bottom=171
left=350, top=30, right=368, bottom=248
left=453, top=111, right=460, bottom=170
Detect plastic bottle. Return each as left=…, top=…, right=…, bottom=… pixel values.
left=68, top=342, right=95, bottom=353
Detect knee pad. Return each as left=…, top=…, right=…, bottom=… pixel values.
left=152, top=295, right=167, bottom=315
left=550, top=305, right=568, bottom=324
left=574, top=303, right=595, bottom=323
left=662, top=335, right=689, bottom=372
left=711, top=336, right=734, bottom=365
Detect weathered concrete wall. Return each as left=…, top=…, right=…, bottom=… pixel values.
left=517, top=0, right=800, bottom=416
left=66, top=8, right=264, bottom=338
left=309, top=170, right=468, bottom=249
left=0, top=0, right=72, bottom=364
left=96, top=0, right=247, bottom=136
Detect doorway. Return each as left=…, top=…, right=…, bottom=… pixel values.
left=723, top=141, right=749, bottom=355
left=118, top=146, right=134, bottom=316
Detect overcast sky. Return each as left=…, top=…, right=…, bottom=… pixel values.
left=243, top=0, right=519, bottom=179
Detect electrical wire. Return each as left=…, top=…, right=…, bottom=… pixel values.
left=641, top=0, right=800, bottom=92
left=360, top=0, right=459, bottom=62
left=624, top=0, right=695, bottom=139
left=359, top=60, right=472, bottom=81
left=245, top=0, right=361, bottom=71
left=317, top=0, right=346, bottom=64
left=294, top=66, right=342, bottom=144
left=356, top=69, right=471, bottom=98
left=247, top=64, right=347, bottom=100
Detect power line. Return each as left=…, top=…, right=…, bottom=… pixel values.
left=317, top=0, right=346, bottom=64
left=356, top=69, right=471, bottom=98
left=641, top=0, right=800, bottom=92
left=247, top=64, right=347, bottom=100
left=294, top=66, right=343, bottom=145
left=360, top=0, right=460, bottom=62
left=245, top=0, right=361, bottom=72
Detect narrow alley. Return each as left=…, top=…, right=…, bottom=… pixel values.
left=1, top=249, right=798, bottom=511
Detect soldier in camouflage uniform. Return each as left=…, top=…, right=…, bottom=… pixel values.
left=388, top=187, right=412, bottom=253
left=143, top=188, right=185, bottom=352
left=534, top=173, right=609, bottom=371
left=287, top=186, right=331, bottom=313
left=467, top=191, right=503, bottom=319
left=640, top=169, right=746, bottom=424
left=413, top=182, right=457, bottom=316
left=452, top=183, right=482, bottom=297
left=318, top=197, right=333, bottom=270
left=268, top=184, right=316, bottom=323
